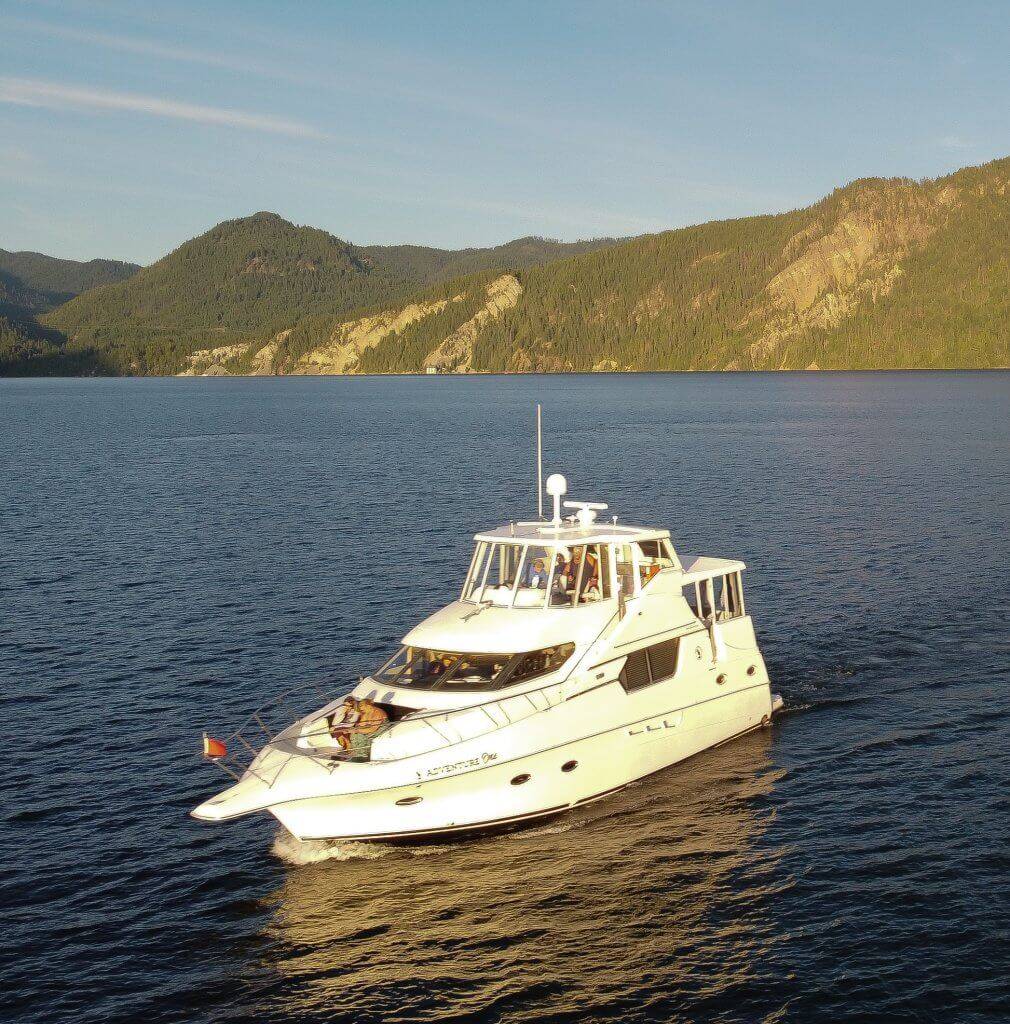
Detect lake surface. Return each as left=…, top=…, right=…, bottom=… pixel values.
left=2, top=372, right=1008, bottom=1024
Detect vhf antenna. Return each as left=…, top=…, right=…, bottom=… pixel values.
left=536, top=403, right=543, bottom=520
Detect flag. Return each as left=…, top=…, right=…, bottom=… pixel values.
left=203, top=734, right=227, bottom=759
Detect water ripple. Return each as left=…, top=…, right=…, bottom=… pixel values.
left=2, top=372, right=1008, bottom=1024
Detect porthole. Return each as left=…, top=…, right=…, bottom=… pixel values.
left=716, top=673, right=728, bottom=685
left=511, top=773, right=531, bottom=786
left=561, top=760, right=578, bottom=773
left=747, top=665, right=757, bottom=677
left=396, top=796, right=422, bottom=806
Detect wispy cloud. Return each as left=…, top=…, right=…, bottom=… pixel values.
left=4, top=16, right=290, bottom=81
left=0, top=76, right=326, bottom=139
left=938, top=134, right=971, bottom=151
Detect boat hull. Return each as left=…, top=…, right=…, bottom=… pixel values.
left=268, top=680, right=775, bottom=843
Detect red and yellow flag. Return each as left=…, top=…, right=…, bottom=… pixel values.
left=202, top=734, right=227, bottom=759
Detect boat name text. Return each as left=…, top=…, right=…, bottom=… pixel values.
left=423, top=752, right=498, bottom=778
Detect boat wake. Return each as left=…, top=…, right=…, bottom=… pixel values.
left=271, top=827, right=469, bottom=864
left=271, top=829, right=392, bottom=865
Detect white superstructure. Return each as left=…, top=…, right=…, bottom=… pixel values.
left=192, top=474, right=782, bottom=843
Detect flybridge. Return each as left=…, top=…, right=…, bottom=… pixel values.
left=462, top=471, right=684, bottom=612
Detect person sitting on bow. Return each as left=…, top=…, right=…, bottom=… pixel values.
left=349, top=698, right=389, bottom=759
left=328, top=696, right=360, bottom=746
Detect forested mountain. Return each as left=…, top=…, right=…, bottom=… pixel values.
left=26, top=215, right=615, bottom=374
left=0, top=249, right=139, bottom=308
left=5, top=156, right=1010, bottom=376
left=0, top=250, right=139, bottom=375
left=359, top=236, right=621, bottom=291
left=181, top=157, right=1010, bottom=376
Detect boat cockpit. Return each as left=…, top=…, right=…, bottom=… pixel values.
left=461, top=528, right=681, bottom=610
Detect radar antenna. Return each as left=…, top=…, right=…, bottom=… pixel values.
left=563, top=499, right=608, bottom=528
left=536, top=404, right=543, bottom=520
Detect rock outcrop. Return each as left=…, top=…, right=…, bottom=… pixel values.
left=177, top=343, right=248, bottom=376
left=422, top=274, right=522, bottom=372
left=291, top=297, right=460, bottom=375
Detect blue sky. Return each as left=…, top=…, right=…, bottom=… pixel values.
left=2, top=0, right=1008, bottom=264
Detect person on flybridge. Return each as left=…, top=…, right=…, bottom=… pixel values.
left=524, top=554, right=549, bottom=588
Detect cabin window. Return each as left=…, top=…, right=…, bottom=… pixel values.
left=614, top=544, right=638, bottom=597
left=464, top=542, right=531, bottom=606
left=716, top=572, right=746, bottom=620
left=689, top=579, right=717, bottom=622
left=619, top=649, right=651, bottom=691
left=580, top=545, right=606, bottom=603
left=634, top=540, right=674, bottom=588
left=372, top=642, right=575, bottom=691
left=373, top=645, right=414, bottom=682
left=646, top=638, right=679, bottom=681
left=552, top=544, right=607, bottom=607
left=462, top=542, right=488, bottom=601
left=620, top=637, right=681, bottom=693
left=518, top=545, right=553, bottom=589
left=462, top=540, right=612, bottom=609
left=508, top=643, right=576, bottom=685
left=686, top=572, right=745, bottom=623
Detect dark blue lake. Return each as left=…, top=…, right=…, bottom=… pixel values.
left=3, top=372, right=1008, bottom=1023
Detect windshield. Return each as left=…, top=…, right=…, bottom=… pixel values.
left=461, top=541, right=609, bottom=608
left=372, top=643, right=575, bottom=692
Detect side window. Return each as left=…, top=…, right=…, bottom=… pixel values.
left=620, top=638, right=680, bottom=693
left=634, top=541, right=663, bottom=588
left=716, top=572, right=745, bottom=620
left=688, top=579, right=716, bottom=622
left=508, top=642, right=575, bottom=686
left=646, top=639, right=678, bottom=682
left=595, top=544, right=612, bottom=601
left=619, top=649, right=650, bottom=692
left=615, top=544, right=637, bottom=597
left=463, top=543, right=490, bottom=601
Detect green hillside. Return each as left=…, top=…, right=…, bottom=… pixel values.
left=36, top=214, right=617, bottom=374
left=0, top=249, right=139, bottom=308
left=354, top=157, right=1010, bottom=372
left=7, top=156, right=1010, bottom=376
left=0, top=250, right=139, bottom=375
left=360, top=236, right=621, bottom=291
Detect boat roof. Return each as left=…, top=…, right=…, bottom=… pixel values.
left=679, top=555, right=746, bottom=583
left=475, top=520, right=671, bottom=545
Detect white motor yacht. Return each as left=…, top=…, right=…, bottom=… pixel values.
left=192, top=472, right=782, bottom=843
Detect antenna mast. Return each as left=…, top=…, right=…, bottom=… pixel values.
left=536, top=403, right=543, bottom=519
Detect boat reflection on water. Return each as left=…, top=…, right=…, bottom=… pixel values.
left=254, top=729, right=789, bottom=1023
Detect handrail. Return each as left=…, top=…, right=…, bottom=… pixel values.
left=207, top=604, right=627, bottom=779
